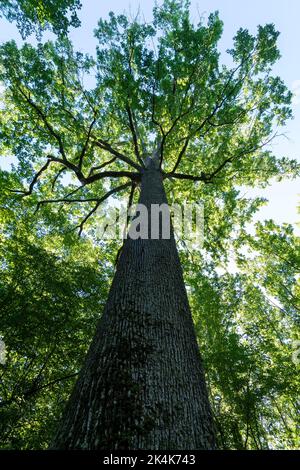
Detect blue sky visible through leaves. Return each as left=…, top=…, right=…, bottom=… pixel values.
left=0, top=0, right=299, bottom=232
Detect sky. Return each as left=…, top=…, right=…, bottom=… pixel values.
left=0, top=0, right=299, bottom=232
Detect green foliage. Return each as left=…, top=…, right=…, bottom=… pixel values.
left=0, top=0, right=81, bottom=37
left=184, top=220, right=300, bottom=449
left=0, top=0, right=299, bottom=449
left=0, top=207, right=113, bottom=448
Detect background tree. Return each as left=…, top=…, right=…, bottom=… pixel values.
left=0, top=0, right=299, bottom=450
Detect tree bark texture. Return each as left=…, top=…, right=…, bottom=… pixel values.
left=51, top=162, right=216, bottom=450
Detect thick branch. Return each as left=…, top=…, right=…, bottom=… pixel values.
left=46, top=156, right=86, bottom=183
left=10, top=154, right=139, bottom=198
left=93, top=139, right=142, bottom=172
left=88, top=156, right=117, bottom=177
left=161, top=54, right=253, bottom=169
left=164, top=172, right=210, bottom=183
left=48, top=156, right=140, bottom=184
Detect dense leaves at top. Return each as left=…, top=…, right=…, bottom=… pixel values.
left=0, top=0, right=299, bottom=449
left=0, top=0, right=81, bottom=37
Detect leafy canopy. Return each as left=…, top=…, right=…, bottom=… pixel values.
left=0, top=0, right=298, bottom=239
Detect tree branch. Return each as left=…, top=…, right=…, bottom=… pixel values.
left=186, top=53, right=255, bottom=142
left=86, top=170, right=141, bottom=184
left=10, top=153, right=140, bottom=198
left=88, top=156, right=117, bottom=177
left=9, top=159, right=51, bottom=196
left=166, top=133, right=278, bottom=184
left=0, top=372, right=79, bottom=408
left=46, top=155, right=86, bottom=183
left=78, top=116, right=97, bottom=170
left=171, top=136, right=190, bottom=173
left=36, top=197, right=105, bottom=212
left=51, top=167, right=67, bottom=191
left=47, top=156, right=140, bottom=184
left=164, top=172, right=210, bottom=183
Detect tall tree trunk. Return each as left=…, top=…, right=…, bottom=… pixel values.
left=51, top=161, right=216, bottom=450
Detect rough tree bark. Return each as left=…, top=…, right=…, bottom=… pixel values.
left=51, top=158, right=216, bottom=450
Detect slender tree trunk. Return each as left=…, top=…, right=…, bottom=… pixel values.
left=51, top=161, right=216, bottom=450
